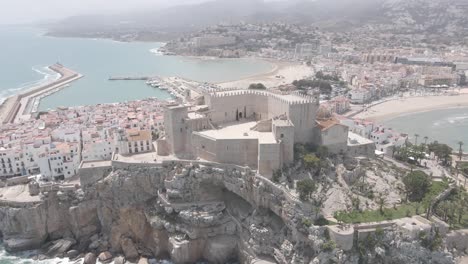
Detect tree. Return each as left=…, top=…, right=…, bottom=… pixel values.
left=428, top=142, right=453, bottom=166
left=376, top=193, right=387, bottom=215
left=296, top=179, right=316, bottom=201
left=403, top=170, right=432, bottom=202
left=248, top=83, right=266, bottom=90
left=414, top=134, right=420, bottom=146
left=458, top=141, right=464, bottom=161
left=424, top=136, right=429, bottom=146
left=316, top=146, right=329, bottom=159
left=303, top=154, right=321, bottom=169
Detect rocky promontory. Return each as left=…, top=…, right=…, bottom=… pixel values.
left=0, top=159, right=464, bottom=263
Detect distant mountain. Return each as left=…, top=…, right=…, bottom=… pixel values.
left=47, top=0, right=468, bottom=40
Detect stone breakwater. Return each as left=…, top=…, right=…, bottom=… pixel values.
left=0, top=161, right=461, bottom=263
left=0, top=64, right=83, bottom=124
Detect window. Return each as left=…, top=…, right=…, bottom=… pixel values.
left=280, top=134, right=284, bottom=138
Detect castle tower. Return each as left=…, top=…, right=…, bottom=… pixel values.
left=164, top=105, right=190, bottom=156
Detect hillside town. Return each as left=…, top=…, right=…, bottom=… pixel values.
left=1, top=9, right=468, bottom=264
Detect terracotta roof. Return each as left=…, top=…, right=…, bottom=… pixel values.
left=127, top=130, right=151, bottom=142
left=316, top=117, right=342, bottom=131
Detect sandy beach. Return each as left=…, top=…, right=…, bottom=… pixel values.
left=354, top=92, right=468, bottom=121
left=217, top=60, right=314, bottom=89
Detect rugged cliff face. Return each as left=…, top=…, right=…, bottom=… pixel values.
left=0, top=162, right=458, bottom=263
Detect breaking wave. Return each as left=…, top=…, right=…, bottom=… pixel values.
left=0, top=66, right=60, bottom=105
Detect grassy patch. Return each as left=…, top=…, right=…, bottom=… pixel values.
left=335, top=181, right=449, bottom=224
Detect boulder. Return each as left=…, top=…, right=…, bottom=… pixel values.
left=4, top=238, right=45, bottom=252
left=138, top=257, right=149, bottom=264
left=46, top=238, right=76, bottom=257
left=114, top=256, right=126, bottom=264
left=98, top=251, right=113, bottom=262
left=84, top=253, right=97, bottom=264
left=120, top=237, right=139, bottom=261
left=67, top=249, right=80, bottom=259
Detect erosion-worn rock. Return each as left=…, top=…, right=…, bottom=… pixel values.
left=46, top=238, right=76, bottom=257
left=67, top=249, right=80, bottom=259
left=138, top=257, right=149, bottom=264
left=0, top=204, right=48, bottom=252
left=83, top=252, right=97, bottom=264
left=120, top=237, right=139, bottom=261
left=169, top=237, right=205, bottom=264
left=203, top=235, right=237, bottom=263
left=98, top=251, right=113, bottom=262
left=114, top=256, right=126, bottom=264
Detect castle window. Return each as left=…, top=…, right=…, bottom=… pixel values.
left=202, top=145, right=205, bottom=149
left=281, top=134, right=284, bottom=138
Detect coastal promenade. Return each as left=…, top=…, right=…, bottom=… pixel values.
left=0, top=64, right=83, bottom=124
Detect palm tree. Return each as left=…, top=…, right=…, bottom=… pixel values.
left=458, top=141, right=464, bottom=161
left=414, top=134, right=420, bottom=146
left=424, top=136, right=429, bottom=145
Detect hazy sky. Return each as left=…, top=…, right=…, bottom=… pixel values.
left=0, top=0, right=207, bottom=24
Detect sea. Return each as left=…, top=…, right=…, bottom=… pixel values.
left=382, top=107, right=468, bottom=150
left=0, top=26, right=274, bottom=263
left=0, top=26, right=274, bottom=111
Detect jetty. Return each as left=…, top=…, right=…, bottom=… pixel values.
left=108, top=77, right=149, bottom=81
left=0, top=64, right=83, bottom=124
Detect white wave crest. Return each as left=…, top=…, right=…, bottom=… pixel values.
left=447, top=115, right=468, bottom=124
left=0, top=65, right=60, bottom=104
left=149, top=48, right=163, bottom=55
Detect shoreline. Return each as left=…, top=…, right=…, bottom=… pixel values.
left=217, top=59, right=313, bottom=89
left=0, top=64, right=83, bottom=124
left=354, top=93, right=468, bottom=122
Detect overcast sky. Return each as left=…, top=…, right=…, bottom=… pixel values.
left=0, top=0, right=208, bottom=24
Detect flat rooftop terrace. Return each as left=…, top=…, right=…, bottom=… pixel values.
left=196, top=121, right=277, bottom=144
left=348, top=132, right=374, bottom=146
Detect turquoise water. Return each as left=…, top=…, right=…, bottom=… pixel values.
left=0, top=26, right=273, bottom=110
left=382, top=107, right=468, bottom=150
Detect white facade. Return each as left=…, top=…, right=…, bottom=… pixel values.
left=349, top=89, right=372, bottom=104
left=82, top=140, right=115, bottom=161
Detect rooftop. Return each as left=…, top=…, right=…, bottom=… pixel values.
left=196, top=121, right=277, bottom=144
left=348, top=132, right=374, bottom=146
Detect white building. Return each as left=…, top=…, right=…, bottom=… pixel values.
left=37, top=142, right=81, bottom=180
left=349, top=89, right=372, bottom=104
left=116, top=129, right=153, bottom=155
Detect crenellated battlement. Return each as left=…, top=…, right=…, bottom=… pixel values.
left=207, top=88, right=317, bottom=105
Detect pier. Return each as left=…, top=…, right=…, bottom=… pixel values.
left=0, top=64, right=83, bottom=124
left=108, top=77, right=149, bottom=81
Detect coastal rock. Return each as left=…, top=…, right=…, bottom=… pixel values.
left=169, top=237, right=205, bottom=264
left=114, top=256, right=126, bottom=264
left=98, top=251, right=113, bottom=262
left=202, top=235, right=237, bottom=263
left=138, top=257, right=149, bottom=264
left=45, top=238, right=76, bottom=257
left=84, top=252, right=97, bottom=264
left=120, top=237, right=140, bottom=261
left=67, top=249, right=80, bottom=259
left=0, top=204, right=48, bottom=252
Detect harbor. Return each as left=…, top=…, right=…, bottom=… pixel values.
left=0, top=64, right=83, bottom=124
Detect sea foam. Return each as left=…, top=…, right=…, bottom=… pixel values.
left=0, top=66, right=60, bottom=105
